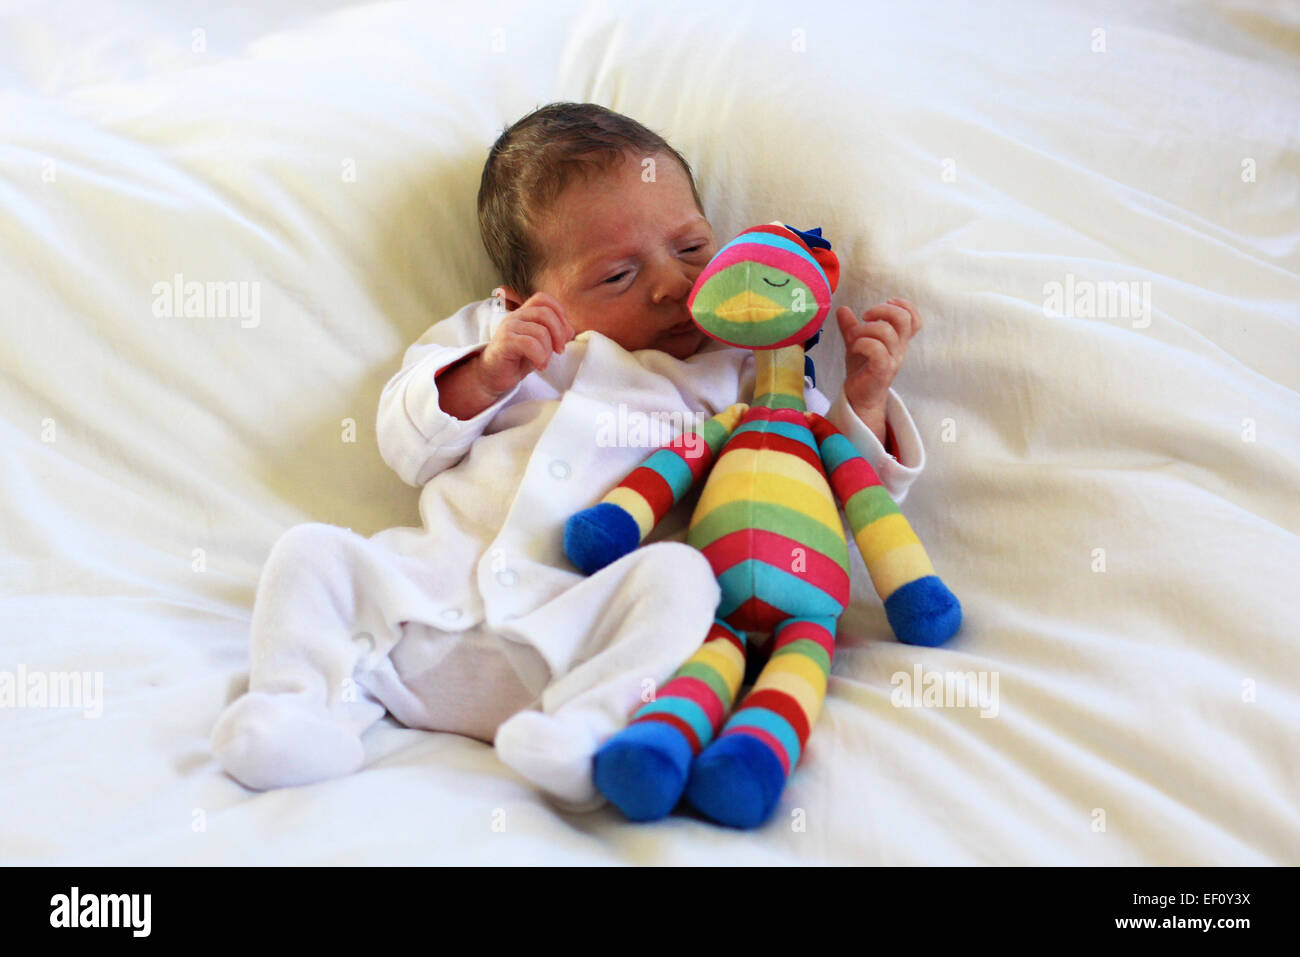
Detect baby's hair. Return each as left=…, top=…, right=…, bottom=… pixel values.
left=478, top=102, right=703, bottom=299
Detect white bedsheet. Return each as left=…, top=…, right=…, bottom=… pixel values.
left=2, top=0, right=1297, bottom=865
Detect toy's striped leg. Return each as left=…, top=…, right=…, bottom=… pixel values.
left=564, top=403, right=748, bottom=574
left=806, top=413, right=961, bottom=647
left=685, top=616, right=836, bottom=829
left=593, top=619, right=747, bottom=821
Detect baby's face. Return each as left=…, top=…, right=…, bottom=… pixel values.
left=506, top=150, right=719, bottom=360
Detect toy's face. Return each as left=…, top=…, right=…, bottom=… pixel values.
left=687, top=225, right=836, bottom=350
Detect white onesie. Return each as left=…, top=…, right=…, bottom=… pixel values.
left=209, top=294, right=927, bottom=810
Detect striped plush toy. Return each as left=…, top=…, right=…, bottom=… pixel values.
left=564, top=223, right=962, bottom=829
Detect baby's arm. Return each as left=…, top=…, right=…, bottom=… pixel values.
left=824, top=387, right=924, bottom=503
left=376, top=293, right=568, bottom=487
left=436, top=292, right=572, bottom=419
left=805, top=379, right=925, bottom=505
left=818, top=297, right=927, bottom=501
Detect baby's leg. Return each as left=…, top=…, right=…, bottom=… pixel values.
left=370, top=622, right=549, bottom=743
left=493, top=542, right=720, bottom=809
left=211, top=522, right=453, bottom=790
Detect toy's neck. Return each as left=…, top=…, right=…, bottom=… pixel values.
left=752, top=344, right=806, bottom=411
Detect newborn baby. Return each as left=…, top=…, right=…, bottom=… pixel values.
left=209, top=102, right=928, bottom=812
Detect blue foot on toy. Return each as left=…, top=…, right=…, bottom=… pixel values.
left=564, top=503, right=641, bottom=575
left=884, top=575, right=962, bottom=647
left=593, top=721, right=694, bottom=822
left=685, top=733, right=787, bottom=830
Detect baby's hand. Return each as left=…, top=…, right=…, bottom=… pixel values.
left=836, top=298, right=922, bottom=441
left=479, top=293, right=576, bottom=396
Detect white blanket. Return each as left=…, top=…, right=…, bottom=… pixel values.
left=2, top=0, right=1297, bottom=864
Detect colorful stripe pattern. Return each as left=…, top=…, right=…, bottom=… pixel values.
left=623, top=618, right=748, bottom=754
left=750, top=336, right=810, bottom=410
left=617, top=609, right=834, bottom=770
left=712, top=615, right=836, bottom=775
left=805, top=412, right=936, bottom=603
left=687, top=403, right=850, bottom=634
left=687, top=225, right=836, bottom=350
left=597, top=403, right=747, bottom=542
left=590, top=223, right=960, bottom=829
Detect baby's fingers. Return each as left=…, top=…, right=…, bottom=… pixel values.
left=506, top=321, right=553, bottom=370
left=849, top=335, right=889, bottom=360
left=482, top=321, right=548, bottom=383
left=859, top=302, right=912, bottom=343
left=519, top=294, right=575, bottom=353
left=886, top=298, right=923, bottom=337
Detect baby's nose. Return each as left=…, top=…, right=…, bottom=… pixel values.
left=654, top=266, right=696, bottom=303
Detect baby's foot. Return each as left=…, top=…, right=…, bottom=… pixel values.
left=210, top=692, right=366, bottom=790
left=494, top=709, right=607, bottom=812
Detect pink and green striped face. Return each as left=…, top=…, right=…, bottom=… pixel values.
left=687, top=224, right=834, bottom=350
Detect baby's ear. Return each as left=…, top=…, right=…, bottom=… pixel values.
left=494, top=285, right=525, bottom=311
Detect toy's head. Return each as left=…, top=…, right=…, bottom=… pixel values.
left=687, top=223, right=840, bottom=350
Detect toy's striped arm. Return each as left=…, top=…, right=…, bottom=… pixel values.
left=564, top=403, right=749, bottom=574
left=806, top=412, right=961, bottom=646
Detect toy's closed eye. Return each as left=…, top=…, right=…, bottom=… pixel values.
left=762, top=276, right=790, bottom=287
